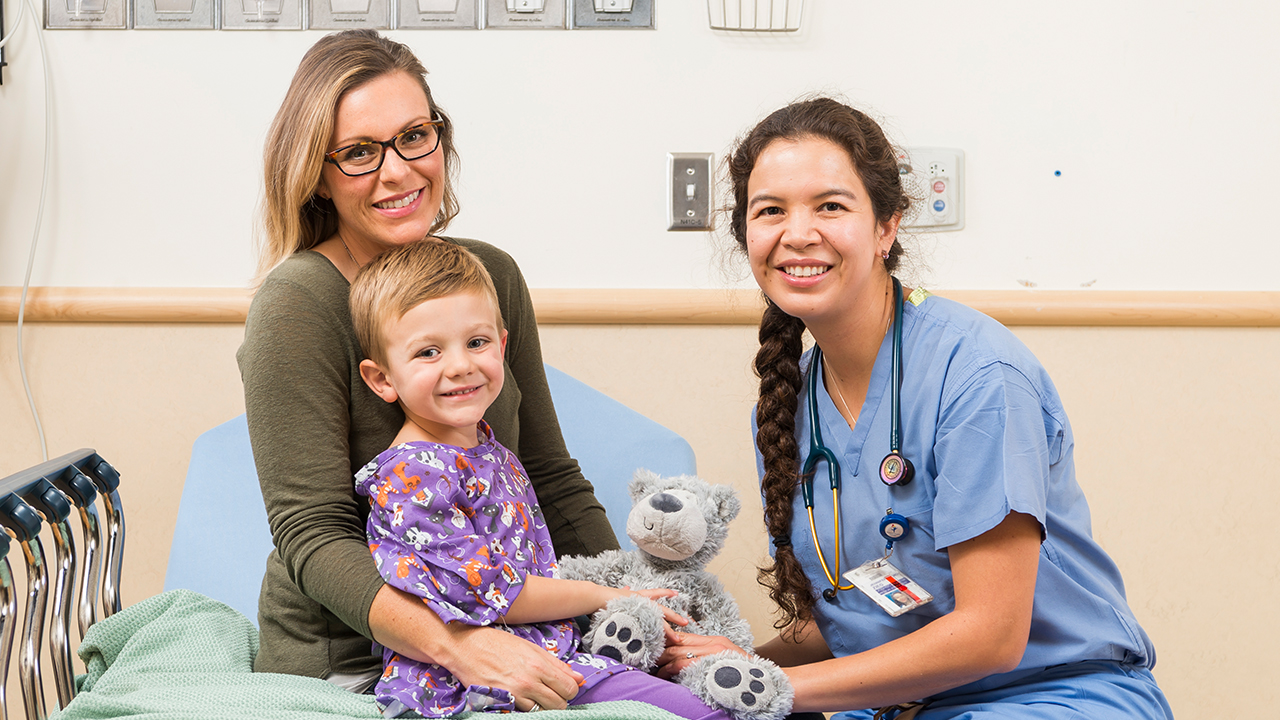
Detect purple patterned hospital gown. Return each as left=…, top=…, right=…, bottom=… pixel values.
left=355, top=421, right=630, bottom=717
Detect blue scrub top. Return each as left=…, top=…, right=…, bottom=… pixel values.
left=756, top=293, right=1156, bottom=696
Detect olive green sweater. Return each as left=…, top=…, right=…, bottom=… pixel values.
left=237, top=240, right=619, bottom=678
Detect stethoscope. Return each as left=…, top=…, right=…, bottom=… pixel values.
left=802, top=277, right=916, bottom=602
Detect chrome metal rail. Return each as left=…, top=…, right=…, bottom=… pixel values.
left=0, top=450, right=125, bottom=720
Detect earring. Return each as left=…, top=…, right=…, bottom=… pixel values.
left=881, top=250, right=890, bottom=260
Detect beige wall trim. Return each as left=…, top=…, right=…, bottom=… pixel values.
left=4, top=286, right=1280, bottom=326
left=1, top=287, right=253, bottom=324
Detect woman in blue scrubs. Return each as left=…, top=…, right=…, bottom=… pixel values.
left=659, top=98, right=1174, bottom=719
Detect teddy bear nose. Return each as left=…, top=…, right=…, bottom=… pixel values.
left=649, top=492, right=683, bottom=513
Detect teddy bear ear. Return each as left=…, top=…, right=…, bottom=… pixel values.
left=629, top=468, right=661, bottom=502
left=710, top=482, right=742, bottom=523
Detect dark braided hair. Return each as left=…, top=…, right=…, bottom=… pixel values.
left=753, top=299, right=811, bottom=629
left=728, top=97, right=910, bottom=632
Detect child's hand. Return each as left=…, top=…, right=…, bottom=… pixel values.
left=628, top=586, right=676, bottom=602
left=620, top=586, right=689, bottom=629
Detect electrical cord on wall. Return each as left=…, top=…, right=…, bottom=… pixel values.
left=0, top=0, right=27, bottom=50
left=3, top=0, right=53, bottom=462
left=0, top=0, right=12, bottom=84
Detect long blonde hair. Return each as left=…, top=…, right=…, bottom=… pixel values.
left=256, top=30, right=460, bottom=283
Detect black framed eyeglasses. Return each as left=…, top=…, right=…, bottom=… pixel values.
left=323, top=113, right=445, bottom=177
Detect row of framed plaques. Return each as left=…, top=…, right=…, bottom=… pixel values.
left=47, top=0, right=653, bottom=29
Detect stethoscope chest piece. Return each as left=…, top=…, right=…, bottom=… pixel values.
left=879, top=452, right=914, bottom=486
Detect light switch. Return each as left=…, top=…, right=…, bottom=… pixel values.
left=668, top=152, right=713, bottom=231
left=594, top=0, right=632, bottom=11
left=507, top=0, right=543, bottom=11
left=418, top=0, right=456, bottom=9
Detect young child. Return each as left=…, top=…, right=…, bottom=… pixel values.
left=349, top=240, right=733, bottom=720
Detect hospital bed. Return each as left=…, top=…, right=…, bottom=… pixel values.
left=0, top=448, right=125, bottom=720
left=0, top=365, right=694, bottom=719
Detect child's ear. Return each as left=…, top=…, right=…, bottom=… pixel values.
left=499, top=329, right=508, bottom=355
left=359, top=359, right=400, bottom=404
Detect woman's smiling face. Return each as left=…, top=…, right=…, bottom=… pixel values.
left=744, top=136, right=898, bottom=328
left=318, top=71, right=446, bottom=257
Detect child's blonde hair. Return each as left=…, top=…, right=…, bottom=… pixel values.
left=350, top=240, right=503, bottom=368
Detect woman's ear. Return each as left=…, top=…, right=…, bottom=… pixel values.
left=359, top=359, right=400, bottom=404
left=875, top=211, right=906, bottom=258
left=878, top=212, right=903, bottom=256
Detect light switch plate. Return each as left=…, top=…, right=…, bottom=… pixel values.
left=485, top=0, right=565, bottom=28
left=668, top=152, right=714, bottom=231
left=572, top=0, right=652, bottom=28
left=45, top=0, right=127, bottom=29
left=310, top=0, right=389, bottom=30
left=135, top=0, right=216, bottom=29
left=222, top=0, right=302, bottom=29
left=398, top=0, right=480, bottom=28
left=898, top=147, right=965, bottom=231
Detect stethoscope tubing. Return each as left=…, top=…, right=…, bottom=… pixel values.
left=802, top=277, right=911, bottom=600
left=889, top=277, right=905, bottom=455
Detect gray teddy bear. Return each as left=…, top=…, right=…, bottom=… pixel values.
left=560, top=470, right=794, bottom=720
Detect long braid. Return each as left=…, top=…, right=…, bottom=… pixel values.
left=754, top=299, right=817, bottom=632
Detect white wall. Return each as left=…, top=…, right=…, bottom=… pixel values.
left=2, top=0, right=1279, bottom=291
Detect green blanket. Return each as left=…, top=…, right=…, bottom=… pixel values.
left=52, top=589, right=685, bottom=720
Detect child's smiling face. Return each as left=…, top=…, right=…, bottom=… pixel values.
left=361, top=290, right=507, bottom=448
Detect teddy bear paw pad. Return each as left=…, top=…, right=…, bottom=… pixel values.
left=590, top=612, right=649, bottom=666
left=706, top=658, right=777, bottom=713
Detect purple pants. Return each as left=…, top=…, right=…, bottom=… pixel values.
left=572, top=669, right=734, bottom=720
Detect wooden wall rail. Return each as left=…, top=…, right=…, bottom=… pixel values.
left=4, top=287, right=1280, bottom=326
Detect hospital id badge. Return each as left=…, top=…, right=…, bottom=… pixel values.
left=843, top=558, right=933, bottom=617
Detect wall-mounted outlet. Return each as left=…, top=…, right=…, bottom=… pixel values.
left=897, top=147, right=964, bottom=231
left=668, top=152, right=713, bottom=231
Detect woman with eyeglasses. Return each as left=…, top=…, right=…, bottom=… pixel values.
left=237, top=30, right=620, bottom=707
